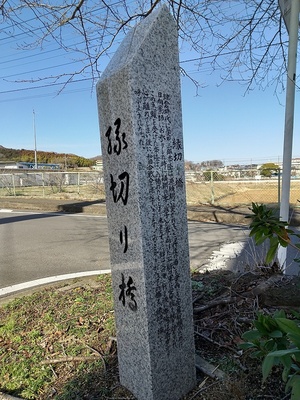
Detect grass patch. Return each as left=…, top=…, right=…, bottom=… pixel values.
left=0, top=269, right=296, bottom=399
left=0, top=274, right=117, bottom=399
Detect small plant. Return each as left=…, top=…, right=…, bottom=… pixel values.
left=247, top=202, right=300, bottom=265
left=240, top=310, right=290, bottom=358
left=240, top=310, right=300, bottom=399
left=191, top=280, right=204, bottom=290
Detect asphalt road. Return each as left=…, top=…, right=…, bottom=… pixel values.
left=0, top=209, right=250, bottom=290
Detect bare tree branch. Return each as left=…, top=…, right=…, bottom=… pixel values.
left=0, top=0, right=293, bottom=94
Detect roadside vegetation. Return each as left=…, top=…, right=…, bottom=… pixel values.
left=2, top=204, right=300, bottom=399
left=2, top=268, right=300, bottom=399
left=0, top=274, right=123, bottom=400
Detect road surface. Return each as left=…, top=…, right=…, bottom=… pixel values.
left=0, top=209, right=250, bottom=292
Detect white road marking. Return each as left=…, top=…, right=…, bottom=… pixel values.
left=0, top=270, right=111, bottom=297
left=0, top=209, right=13, bottom=212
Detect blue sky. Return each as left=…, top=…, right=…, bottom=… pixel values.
left=0, top=8, right=299, bottom=165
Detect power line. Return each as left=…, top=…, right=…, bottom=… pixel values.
left=0, top=86, right=93, bottom=103
left=0, top=36, right=106, bottom=70
left=0, top=77, right=94, bottom=94
left=0, top=60, right=85, bottom=79
left=0, top=2, right=288, bottom=100
left=180, top=41, right=289, bottom=64
left=0, top=40, right=288, bottom=83
left=0, top=2, right=285, bottom=80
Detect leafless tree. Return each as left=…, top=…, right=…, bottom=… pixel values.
left=0, top=0, right=289, bottom=93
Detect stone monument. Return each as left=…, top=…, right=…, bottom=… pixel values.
left=97, top=5, right=196, bottom=400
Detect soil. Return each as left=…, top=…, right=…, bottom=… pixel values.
left=184, top=267, right=300, bottom=400
left=50, top=268, right=300, bottom=400
left=38, top=269, right=300, bottom=399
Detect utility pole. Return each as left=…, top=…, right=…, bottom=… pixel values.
left=33, top=109, right=38, bottom=169
left=278, top=0, right=300, bottom=271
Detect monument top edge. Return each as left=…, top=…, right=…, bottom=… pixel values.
left=97, top=4, right=176, bottom=83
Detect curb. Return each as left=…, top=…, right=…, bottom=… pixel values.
left=0, top=272, right=112, bottom=307
left=0, top=393, right=22, bottom=400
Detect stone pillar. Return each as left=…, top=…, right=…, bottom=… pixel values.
left=97, top=6, right=196, bottom=400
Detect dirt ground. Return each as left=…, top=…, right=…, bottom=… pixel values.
left=94, top=269, right=300, bottom=400
left=185, top=267, right=300, bottom=400
left=91, top=269, right=300, bottom=400
left=42, top=270, right=300, bottom=399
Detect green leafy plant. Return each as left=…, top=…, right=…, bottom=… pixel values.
left=240, top=310, right=290, bottom=358
left=240, top=310, right=300, bottom=399
left=247, top=203, right=300, bottom=265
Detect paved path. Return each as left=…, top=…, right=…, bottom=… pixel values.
left=0, top=210, right=109, bottom=289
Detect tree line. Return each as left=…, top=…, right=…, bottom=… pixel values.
left=0, top=146, right=94, bottom=168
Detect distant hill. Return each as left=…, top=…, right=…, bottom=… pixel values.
left=0, top=146, right=95, bottom=168
left=90, top=155, right=102, bottom=161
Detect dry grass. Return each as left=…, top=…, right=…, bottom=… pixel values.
left=1, top=179, right=299, bottom=208
left=185, top=180, right=300, bottom=206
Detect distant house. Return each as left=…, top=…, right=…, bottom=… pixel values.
left=0, top=161, right=60, bottom=170
left=0, top=161, right=27, bottom=169
left=92, top=159, right=103, bottom=171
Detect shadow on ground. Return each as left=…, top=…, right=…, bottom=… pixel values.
left=53, top=359, right=132, bottom=400
left=57, top=199, right=105, bottom=213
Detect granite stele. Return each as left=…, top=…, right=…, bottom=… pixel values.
left=97, top=5, right=196, bottom=400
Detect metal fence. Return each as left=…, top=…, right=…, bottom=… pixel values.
left=0, top=171, right=105, bottom=200
left=186, top=177, right=281, bottom=206
left=0, top=169, right=299, bottom=207
left=185, top=169, right=299, bottom=207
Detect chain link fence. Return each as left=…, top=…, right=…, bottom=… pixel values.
left=0, top=171, right=106, bottom=201
left=185, top=169, right=300, bottom=207
left=0, top=169, right=299, bottom=207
